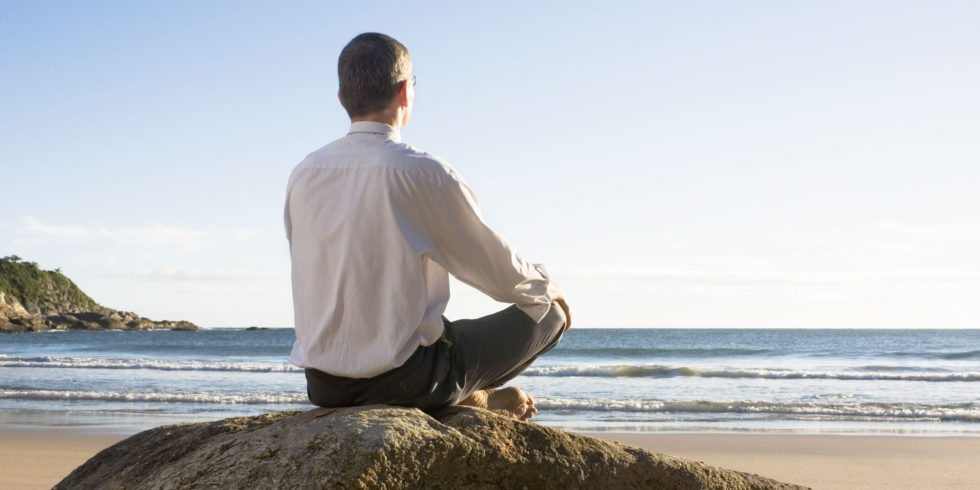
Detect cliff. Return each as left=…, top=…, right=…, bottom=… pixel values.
left=0, top=255, right=198, bottom=332
left=56, top=406, right=807, bottom=489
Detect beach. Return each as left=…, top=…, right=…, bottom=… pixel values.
left=5, top=428, right=978, bottom=489
left=0, top=429, right=123, bottom=490
left=590, top=432, right=980, bottom=489
left=2, top=328, right=978, bottom=487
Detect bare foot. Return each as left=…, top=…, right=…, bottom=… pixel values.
left=458, top=390, right=490, bottom=409
left=459, top=387, right=537, bottom=421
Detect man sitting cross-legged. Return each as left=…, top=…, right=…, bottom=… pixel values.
left=284, top=32, right=571, bottom=420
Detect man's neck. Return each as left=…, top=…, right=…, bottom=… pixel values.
left=351, top=115, right=399, bottom=127
left=350, top=104, right=407, bottom=129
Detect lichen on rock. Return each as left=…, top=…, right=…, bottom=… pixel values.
left=56, top=406, right=808, bottom=490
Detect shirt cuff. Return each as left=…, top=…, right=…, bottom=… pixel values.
left=516, top=264, right=560, bottom=323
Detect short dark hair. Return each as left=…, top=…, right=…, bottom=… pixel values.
left=338, top=33, right=411, bottom=118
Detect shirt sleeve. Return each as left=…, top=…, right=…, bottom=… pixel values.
left=283, top=198, right=292, bottom=243
left=413, top=166, right=559, bottom=322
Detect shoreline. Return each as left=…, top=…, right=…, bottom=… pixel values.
left=3, top=427, right=978, bottom=490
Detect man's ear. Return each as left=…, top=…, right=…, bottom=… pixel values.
left=398, top=80, right=410, bottom=108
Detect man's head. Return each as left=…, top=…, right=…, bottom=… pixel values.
left=338, top=33, right=413, bottom=125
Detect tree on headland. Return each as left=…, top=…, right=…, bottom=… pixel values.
left=0, top=255, right=98, bottom=312
left=1, top=254, right=199, bottom=332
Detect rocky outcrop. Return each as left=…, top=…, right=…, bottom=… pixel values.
left=56, top=406, right=807, bottom=489
left=0, top=256, right=198, bottom=332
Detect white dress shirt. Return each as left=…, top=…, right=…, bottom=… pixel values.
left=285, top=121, right=557, bottom=378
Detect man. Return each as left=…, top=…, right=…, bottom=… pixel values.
left=285, top=33, right=570, bottom=421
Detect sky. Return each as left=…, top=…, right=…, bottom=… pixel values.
left=1, top=1, right=978, bottom=328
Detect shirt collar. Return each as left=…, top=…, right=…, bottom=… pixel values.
left=347, top=121, right=401, bottom=142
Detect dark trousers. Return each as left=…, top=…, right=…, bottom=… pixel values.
left=305, top=303, right=566, bottom=411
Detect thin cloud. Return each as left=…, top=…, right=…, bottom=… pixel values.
left=115, top=223, right=208, bottom=250
left=556, top=265, right=980, bottom=294
left=95, top=268, right=283, bottom=283
left=878, top=222, right=980, bottom=241
left=21, top=216, right=92, bottom=240
left=13, top=216, right=267, bottom=251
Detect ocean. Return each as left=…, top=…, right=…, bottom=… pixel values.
left=1, top=328, right=978, bottom=435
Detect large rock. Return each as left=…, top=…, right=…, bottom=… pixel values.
left=56, top=406, right=807, bottom=489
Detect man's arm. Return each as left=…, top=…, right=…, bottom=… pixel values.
left=411, top=165, right=567, bottom=325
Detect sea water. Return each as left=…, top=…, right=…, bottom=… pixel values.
left=1, top=328, right=978, bottom=435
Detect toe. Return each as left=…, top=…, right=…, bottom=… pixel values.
left=521, top=407, right=534, bottom=421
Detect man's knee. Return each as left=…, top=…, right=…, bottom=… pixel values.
left=533, top=302, right=566, bottom=353
left=545, top=301, right=566, bottom=335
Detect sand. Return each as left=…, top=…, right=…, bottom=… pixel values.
left=2, top=428, right=978, bottom=489
left=588, top=432, right=980, bottom=489
left=0, top=430, right=124, bottom=490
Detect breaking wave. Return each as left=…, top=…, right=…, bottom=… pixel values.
left=534, top=397, right=980, bottom=423
left=0, top=355, right=301, bottom=373
left=522, top=365, right=980, bottom=382
left=0, top=388, right=307, bottom=405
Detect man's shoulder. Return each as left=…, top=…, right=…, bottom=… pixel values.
left=339, top=139, right=461, bottom=189
left=388, top=142, right=456, bottom=177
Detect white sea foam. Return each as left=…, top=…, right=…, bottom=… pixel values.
left=534, top=397, right=980, bottom=423
left=0, top=355, right=301, bottom=373
left=5, top=355, right=977, bottom=382
left=0, top=388, right=308, bottom=405
left=522, top=365, right=980, bottom=382
left=2, top=388, right=975, bottom=423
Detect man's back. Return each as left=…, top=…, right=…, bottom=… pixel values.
left=287, top=122, right=455, bottom=377
left=287, top=121, right=554, bottom=378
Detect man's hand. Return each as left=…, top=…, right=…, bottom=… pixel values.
left=555, top=296, right=572, bottom=332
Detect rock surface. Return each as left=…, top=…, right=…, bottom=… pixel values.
left=56, top=406, right=808, bottom=489
left=0, top=256, right=197, bottom=332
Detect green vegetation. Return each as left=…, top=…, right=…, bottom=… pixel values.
left=0, top=256, right=99, bottom=311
